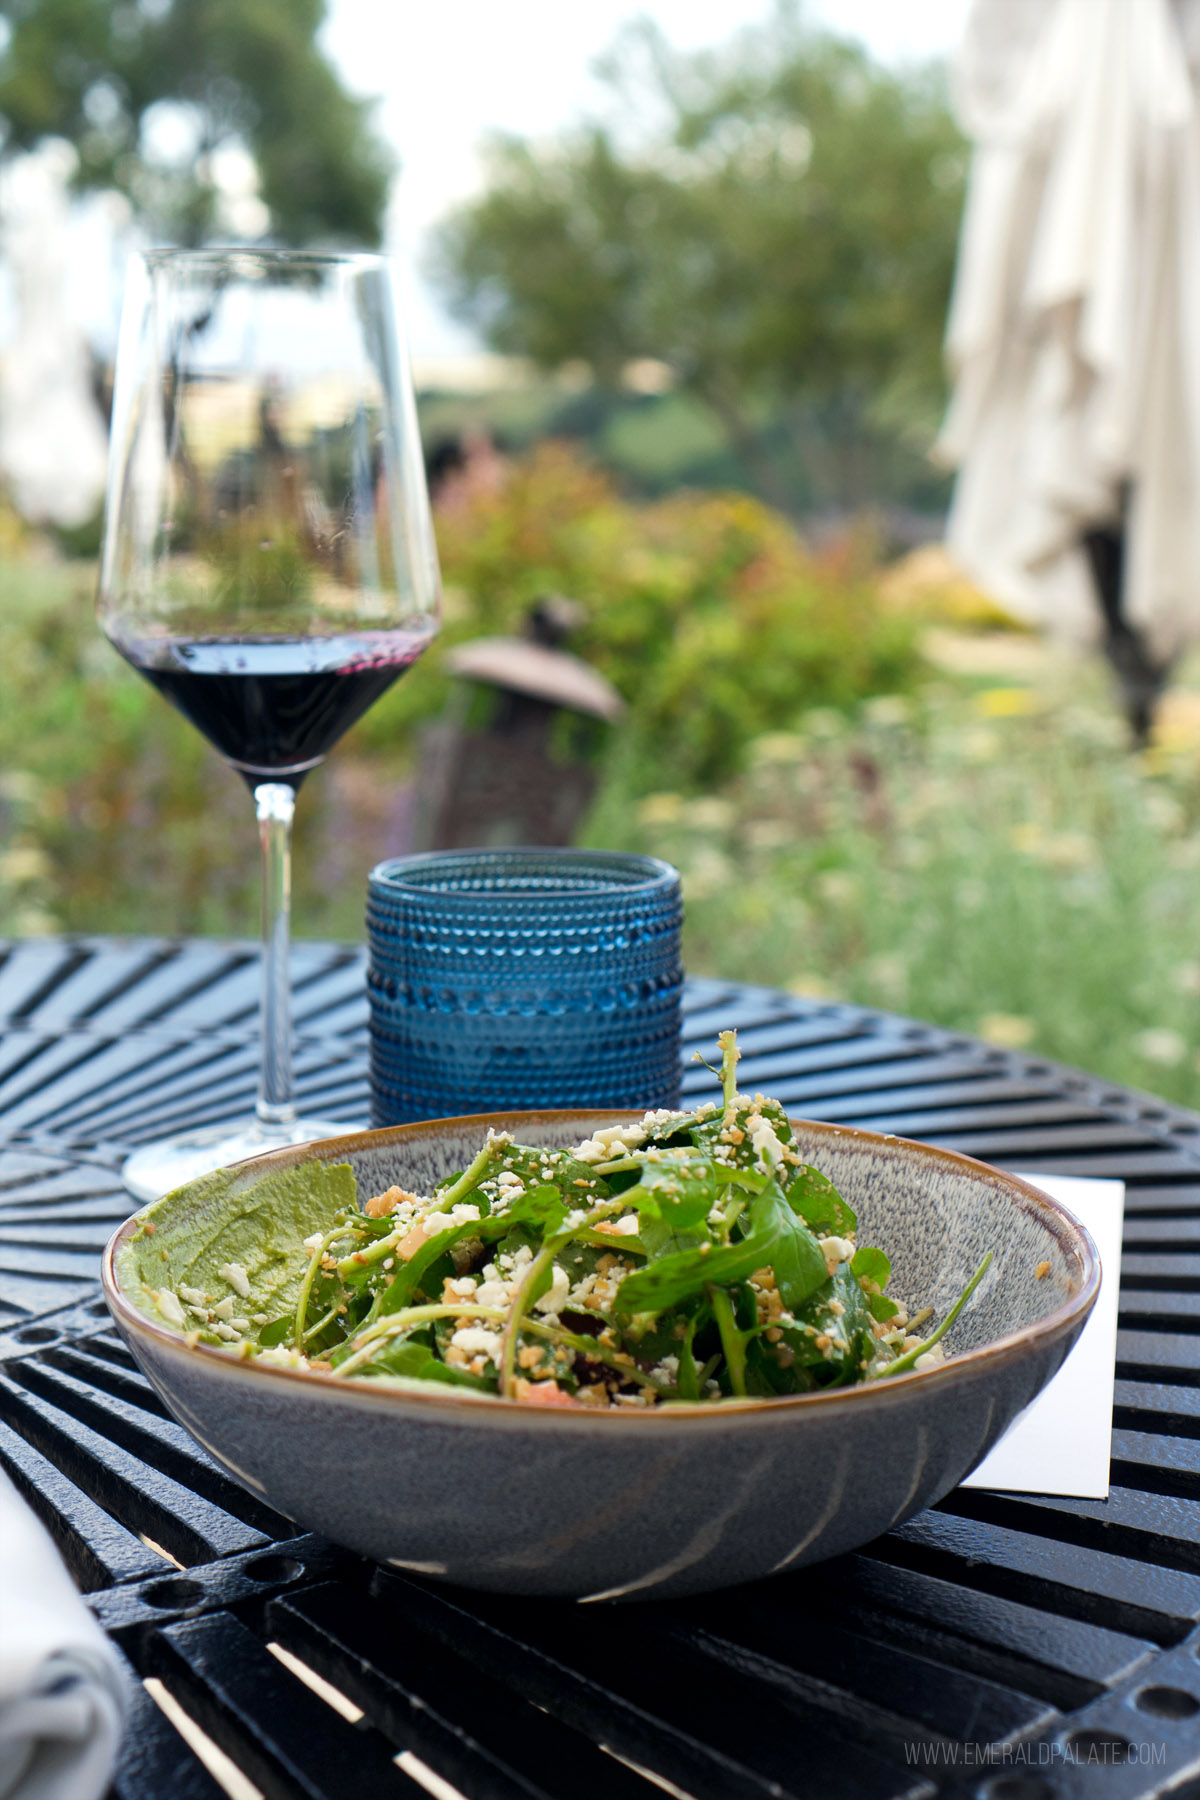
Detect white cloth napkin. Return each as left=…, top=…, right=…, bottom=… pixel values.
left=0, top=1469, right=127, bottom=1800
left=962, top=1173, right=1125, bottom=1499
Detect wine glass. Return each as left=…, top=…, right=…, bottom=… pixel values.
left=98, top=248, right=441, bottom=1200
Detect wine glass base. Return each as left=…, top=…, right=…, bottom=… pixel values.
left=120, top=1117, right=366, bottom=1203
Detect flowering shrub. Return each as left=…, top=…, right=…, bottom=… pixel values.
left=362, top=442, right=922, bottom=790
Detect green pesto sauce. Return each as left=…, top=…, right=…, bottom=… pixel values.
left=118, top=1159, right=358, bottom=1335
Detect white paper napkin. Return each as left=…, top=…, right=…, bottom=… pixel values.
left=961, top=1173, right=1124, bottom=1500
left=0, top=1469, right=127, bottom=1800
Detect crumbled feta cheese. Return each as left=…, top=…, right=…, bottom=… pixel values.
left=748, top=1117, right=784, bottom=1169
left=609, top=1215, right=641, bottom=1235
left=303, top=1232, right=325, bottom=1253
left=819, top=1235, right=856, bottom=1267
left=534, top=1265, right=571, bottom=1316
left=155, top=1289, right=186, bottom=1328
left=446, top=1275, right=478, bottom=1298
left=218, top=1262, right=252, bottom=1298
left=450, top=1326, right=503, bottom=1359
left=211, top=1296, right=236, bottom=1321
left=571, top=1122, right=647, bottom=1162
left=178, top=1284, right=207, bottom=1308
left=213, top=1322, right=241, bottom=1342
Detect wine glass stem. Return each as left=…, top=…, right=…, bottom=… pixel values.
left=255, top=782, right=297, bottom=1131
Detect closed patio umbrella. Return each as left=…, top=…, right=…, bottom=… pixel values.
left=938, top=0, right=1200, bottom=740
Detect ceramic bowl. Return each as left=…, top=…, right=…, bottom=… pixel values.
left=102, top=1112, right=1100, bottom=1602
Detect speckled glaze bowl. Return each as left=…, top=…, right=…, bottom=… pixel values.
left=103, top=1113, right=1100, bottom=1601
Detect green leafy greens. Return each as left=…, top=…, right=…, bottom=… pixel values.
left=120, top=1031, right=992, bottom=1406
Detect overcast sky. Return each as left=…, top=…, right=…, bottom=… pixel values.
left=320, top=0, right=969, bottom=356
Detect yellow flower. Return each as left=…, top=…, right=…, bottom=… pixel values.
left=787, top=973, right=836, bottom=999
left=744, top=819, right=793, bottom=851
left=974, top=687, right=1036, bottom=719
left=637, top=792, right=686, bottom=826
left=682, top=846, right=733, bottom=899
left=1134, top=1028, right=1187, bottom=1067
left=865, top=954, right=907, bottom=999
left=685, top=797, right=735, bottom=832
left=0, top=845, right=51, bottom=884
left=1038, top=833, right=1096, bottom=870
left=960, top=727, right=1001, bottom=763
left=978, top=1013, right=1036, bottom=1049
left=816, top=870, right=860, bottom=905
left=750, top=732, right=808, bottom=765
left=11, top=907, right=56, bottom=937
left=862, top=695, right=912, bottom=728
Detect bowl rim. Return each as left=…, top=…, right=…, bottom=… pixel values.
left=102, top=1109, right=1101, bottom=1424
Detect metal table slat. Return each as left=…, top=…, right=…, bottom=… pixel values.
left=11, top=938, right=1200, bottom=1796
left=146, top=1611, right=428, bottom=1799
left=268, top=1583, right=661, bottom=1800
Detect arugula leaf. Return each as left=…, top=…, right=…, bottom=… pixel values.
left=617, top=1225, right=776, bottom=1315
left=340, top=1330, right=496, bottom=1390
left=779, top=1266, right=878, bottom=1386
left=867, top=1292, right=900, bottom=1322
left=257, top=1316, right=292, bottom=1347
left=747, top=1181, right=828, bottom=1311
left=499, top=1183, right=568, bottom=1234
left=785, top=1165, right=857, bottom=1235
left=356, top=1337, right=434, bottom=1379
left=623, top=1155, right=718, bottom=1231
left=714, top=1164, right=770, bottom=1194
left=421, top=1360, right=495, bottom=1391
left=636, top=1213, right=710, bottom=1260
left=851, top=1245, right=892, bottom=1288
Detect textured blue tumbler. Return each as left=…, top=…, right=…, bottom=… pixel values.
left=367, top=848, right=683, bottom=1124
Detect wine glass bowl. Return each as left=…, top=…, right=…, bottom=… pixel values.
left=99, top=248, right=441, bottom=1199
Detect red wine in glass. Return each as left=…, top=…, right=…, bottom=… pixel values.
left=109, top=630, right=435, bottom=785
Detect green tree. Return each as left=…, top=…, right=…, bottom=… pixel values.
left=0, top=0, right=391, bottom=245
left=430, top=5, right=964, bottom=512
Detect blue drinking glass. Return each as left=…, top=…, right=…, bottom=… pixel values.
left=366, top=848, right=683, bottom=1123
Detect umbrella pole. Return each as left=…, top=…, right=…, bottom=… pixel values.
left=1081, top=524, right=1172, bottom=749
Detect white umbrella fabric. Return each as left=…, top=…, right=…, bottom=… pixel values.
left=938, top=0, right=1200, bottom=721
left=0, top=144, right=109, bottom=530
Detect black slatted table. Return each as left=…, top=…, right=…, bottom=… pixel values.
left=5, top=937, right=1200, bottom=1800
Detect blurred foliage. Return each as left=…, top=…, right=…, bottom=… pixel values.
left=0, top=0, right=391, bottom=244
left=600, top=672, right=1200, bottom=1112
left=431, top=3, right=965, bottom=514
left=0, top=446, right=921, bottom=934
left=362, top=441, right=922, bottom=791
left=8, top=533, right=1200, bottom=1117
left=418, top=380, right=953, bottom=519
